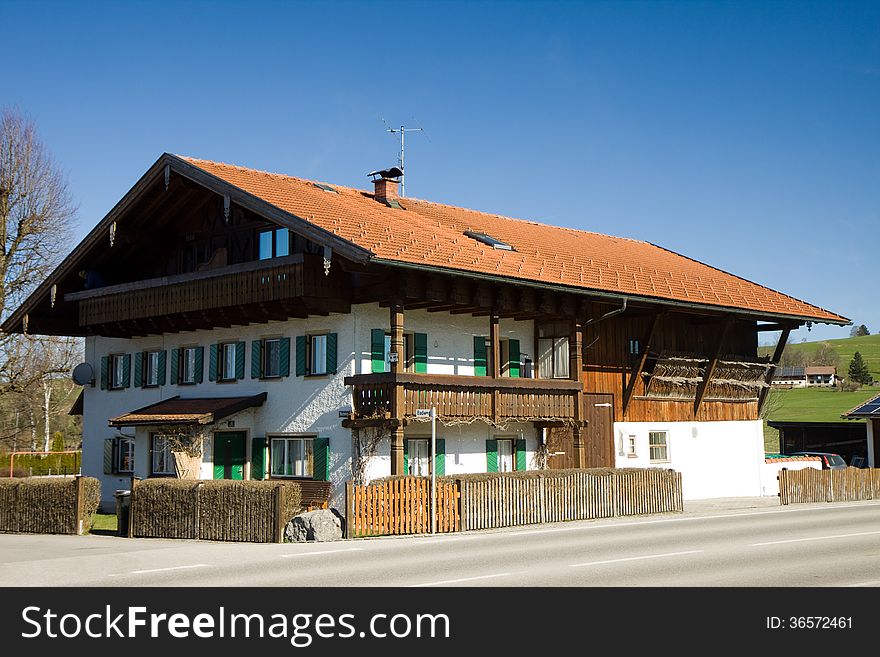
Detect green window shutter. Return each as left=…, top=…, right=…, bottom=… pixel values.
left=251, top=437, right=267, bottom=480
left=100, top=356, right=109, bottom=390
left=103, top=438, right=114, bottom=474
left=515, top=438, right=527, bottom=471
left=371, top=329, right=385, bottom=373
left=133, top=353, right=143, bottom=388
left=509, top=339, right=521, bottom=378
left=295, top=336, right=307, bottom=376
left=414, top=332, right=428, bottom=373
left=157, top=350, right=167, bottom=385
left=235, top=341, right=246, bottom=379
left=474, top=336, right=488, bottom=376
left=486, top=439, right=498, bottom=473
left=435, top=438, right=445, bottom=476
left=170, top=349, right=179, bottom=385
left=251, top=341, right=262, bottom=379
left=312, top=437, right=330, bottom=481
left=208, top=344, right=218, bottom=382
left=122, top=354, right=131, bottom=388
left=213, top=459, right=224, bottom=480
left=403, top=439, right=409, bottom=475
left=326, top=332, right=338, bottom=374
left=194, top=346, right=204, bottom=383
left=279, top=337, right=291, bottom=377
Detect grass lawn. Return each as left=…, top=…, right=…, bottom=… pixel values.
left=761, top=386, right=877, bottom=453
left=760, top=333, right=880, bottom=381
left=89, top=513, right=118, bottom=534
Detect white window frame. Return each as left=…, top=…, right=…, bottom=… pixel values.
left=110, top=354, right=125, bottom=390
left=649, top=430, right=670, bottom=463
left=269, top=435, right=314, bottom=478
left=262, top=338, right=282, bottom=378
left=309, top=334, right=327, bottom=376
left=150, top=434, right=175, bottom=476
left=538, top=337, right=570, bottom=379
left=145, top=350, right=161, bottom=388
left=219, top=342, right=237, bottom=381
left=497, top=437, right=515, bottom=473
left=116, top=437, right=134, bottom=474
left=407, top=439, right=431, bottom=476
left=181, top=346, right=198, bottom=384
left=627, top=434, right=637, bottom=458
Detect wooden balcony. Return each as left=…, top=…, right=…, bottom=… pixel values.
left=65, top=254, right=349, bottom=335
left=344, top=372, right=584, bottom=425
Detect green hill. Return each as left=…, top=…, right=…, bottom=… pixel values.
left=759, top=333, right=880, bottom=381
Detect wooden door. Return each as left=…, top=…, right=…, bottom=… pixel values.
left=213, top=431, right=246, bottom=480
left=584, top=393, right=614, bottom=468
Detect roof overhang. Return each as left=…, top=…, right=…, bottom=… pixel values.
left=108, top=393, right=268, bottom=427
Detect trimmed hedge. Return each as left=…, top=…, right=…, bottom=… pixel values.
left=0, top=477, right=100, bottom=534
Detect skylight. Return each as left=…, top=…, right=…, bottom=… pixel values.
left=464, top=231, right=515, bottom=251
left=313, top=182, right=337, bottom=193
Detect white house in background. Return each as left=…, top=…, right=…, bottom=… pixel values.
left=2, top=154, right=849, bottom=510
left=771, top=365, right=836, bottom=388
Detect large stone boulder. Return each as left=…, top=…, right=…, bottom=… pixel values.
left=285, top=509, right=345, bottom=542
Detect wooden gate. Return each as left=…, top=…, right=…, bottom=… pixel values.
left=345, top=477, right=460, bottom=537
left=584, top=393, right=615, bottom=468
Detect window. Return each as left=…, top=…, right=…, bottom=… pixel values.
left=464, top=230, right=514, bottom=251
left=263, top=338, right=281, bottom=378
left=497, top=438, right=515, bottom=473
left=407, top=439, right=431, bottom=476
left=258, top=227, right=290, bottom=260
left=627, top=435, right=637, bottom=458
left=117, top=437, right=134, bottom=474
left=181, top=347, right=198, bottom=384
left=270, top=437, right=313, bottom=477
left=649, top=431, right=669, bottom=463
left=219, top=342, right=237, bottom=381
left=110, top=354, right=126, bottom=389
left=537, top=321, right=570, bottom=379
left=145, top=350, right=161, bottom=387
left=150, top=434, right=175, bottom=476
left=383, top=333, right=414, bottom=372
left=310, top=334, right=327, bottom=375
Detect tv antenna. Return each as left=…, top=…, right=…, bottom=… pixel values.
left=382, top=120, right=423, bottom=197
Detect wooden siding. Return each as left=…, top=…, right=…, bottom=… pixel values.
left=582, top=309, right=762, bottom=422
left=345, top=372, right=583, bottom=424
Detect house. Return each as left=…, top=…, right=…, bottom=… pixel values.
left=770, top=365, right=836, bottom=388
left=842, top=393, right=880, bottom=467
left=1, top=154, right=849, bottom=509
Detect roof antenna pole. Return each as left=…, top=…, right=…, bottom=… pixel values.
left=386, top=124, right=423, bottom=197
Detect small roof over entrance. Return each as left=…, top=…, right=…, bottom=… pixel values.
left=108, top=393, right=267, bottom=427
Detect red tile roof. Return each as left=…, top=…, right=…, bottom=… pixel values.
left=180, top=156, right=846, bottom=323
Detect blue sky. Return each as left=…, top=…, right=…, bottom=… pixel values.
left=4, top=0, right=878, bottom=343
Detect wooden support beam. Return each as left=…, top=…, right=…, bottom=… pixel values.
left=623, top=313, right=661, bottom=417
left=693, top=320, right=732, bottom=416
left=757, top=327, right=792, bottom=414
left=491, top=313, right=501, bottom=422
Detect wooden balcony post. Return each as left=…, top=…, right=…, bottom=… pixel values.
left=390, top=304, right=405, bottom=375
left=572, top=426, right=586, bottom=469
left=490, top=313, right=501, bottom=421
left=390, top=426, right=405, bottom=475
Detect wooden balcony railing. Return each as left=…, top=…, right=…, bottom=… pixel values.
left=344, top=372, right=583, bottom=424
left=67, top=254, right=345, bottom=329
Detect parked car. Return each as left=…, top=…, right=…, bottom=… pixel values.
left=788, top=451, right=847, bottom=470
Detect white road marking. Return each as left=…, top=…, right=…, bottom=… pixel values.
left=280, top=548, right=364, bottom=558
left=750, top=530, right=880, bottom=546
left=408, top=572, right=516, bottom=587
left=569, top=550, right=703, bottom=568
left=108, top=564, right=209, bottom=577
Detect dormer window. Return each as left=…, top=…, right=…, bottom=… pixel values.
left=464, top=231, right=514, bottom=251
left=258, top=227, right=290, bottom=260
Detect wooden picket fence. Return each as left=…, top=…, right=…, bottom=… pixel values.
left=345, top=469, right=682, bottom=537
left=345, top=477, right=460, bottom=537
left=779, top=467, right=880, bottom=505
left=460, top=469, right=682, bottom=531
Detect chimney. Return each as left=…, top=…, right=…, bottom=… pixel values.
left=373, top=176, right=399, bottom=203
left=368, top=166, right=403, bottom=205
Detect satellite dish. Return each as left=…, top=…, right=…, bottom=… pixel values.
left=72, top=362, right=94, bottom=386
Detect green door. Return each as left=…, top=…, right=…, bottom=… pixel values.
left=213, top=431, right=246, bottom=480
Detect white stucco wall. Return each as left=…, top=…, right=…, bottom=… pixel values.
left=613, top=419, right=765, bottom=500
left=759, top=459, right=822, bottom=497
left=81, top=303, right=538, bottom=510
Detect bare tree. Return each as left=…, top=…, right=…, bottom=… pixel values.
left=0, top=108, right=78, bottom=451
left=810, top=341, right=839, bottom=368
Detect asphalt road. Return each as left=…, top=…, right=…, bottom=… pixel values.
left=3, top=498, right=880, bottom=587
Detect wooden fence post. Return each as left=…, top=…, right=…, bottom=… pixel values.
left=193, top=482, right=202, bottom=539
left=128, top=477, right=137, bottom=538
left=455, top=479, right=465, bottom=532
left=345, top=481, right=353, bottom=539
left=273, top=484, right=285, bottom=543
